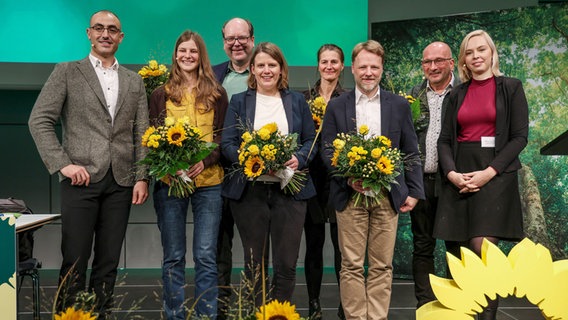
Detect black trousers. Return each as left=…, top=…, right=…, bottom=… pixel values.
left=58, top=169, right=132, bottom=315
left=216, top=198, right=234, bottom=302
left=230, top=182, right=306, bottom=305
left=410, top=174, right=460, bottom=308
left=303, top=214, right=341, bottom=300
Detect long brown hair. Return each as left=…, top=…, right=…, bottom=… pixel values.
left=166, top=30, right=222, bottom=112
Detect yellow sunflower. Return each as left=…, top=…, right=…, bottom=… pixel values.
left=244, top=156, right=265, bottom=178
left=377, top=156, right=394, bottom=174
left=167, top=124, right=187, bottom=146
left=54, top=307, right=97, bottom=320
left=256, top=300, right=300, bottom=320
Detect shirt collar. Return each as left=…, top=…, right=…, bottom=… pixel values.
left=89, top=54, right=119, bottom=71
left=227, top=61, right=249, bottom=74
left=426, top=73, right=455, bottom=94
left=355, top=86, right=380, bottom=103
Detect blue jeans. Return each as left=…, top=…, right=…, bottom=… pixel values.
left=154, top=182, right=222, bottom=320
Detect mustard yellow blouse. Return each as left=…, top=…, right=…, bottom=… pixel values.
left=165, top=91, right=223, bottom=187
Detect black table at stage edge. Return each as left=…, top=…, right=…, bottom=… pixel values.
left=540, top=129, right=568, bottom=155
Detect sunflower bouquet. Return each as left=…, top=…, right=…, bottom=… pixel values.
left=331, top=124, right=403, bottom=207
left=307, top=96, right=327, bottom=133
left=237, top=122, right=307, bottom=194
left=139, top=116, right=217, bottom=198
left=138, top=60, right=169, bottom=99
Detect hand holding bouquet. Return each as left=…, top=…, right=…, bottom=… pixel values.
left=237, top=122, right=306, bottom=194
left=140, top=116, right=217, bottom=198
left=331, top=125, right=403, bottom=207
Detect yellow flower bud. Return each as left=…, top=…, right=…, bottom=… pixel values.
left=164, top=117, right=175, bottom=127
left=359, top=125, right=369, bottom=135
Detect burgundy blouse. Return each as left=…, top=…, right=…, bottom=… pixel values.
left=457, top=77, right=497, bottom=142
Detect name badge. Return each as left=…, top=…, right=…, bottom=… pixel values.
left=481, top=136, right=495, bottom=148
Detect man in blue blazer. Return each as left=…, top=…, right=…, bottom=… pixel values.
left=321, top=40, right=424, bottom=320
left=212, top=17, right=255, bottom=319
left=28, top=10, right=148, bottom=318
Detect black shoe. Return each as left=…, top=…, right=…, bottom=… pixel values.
left=309, top=299, right=322, bottom=320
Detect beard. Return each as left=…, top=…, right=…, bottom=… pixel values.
left=358, top=80, right=379, bottom=95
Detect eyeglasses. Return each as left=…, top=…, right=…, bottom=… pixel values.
left=90, top=24, right=121, bottom=36
left=421, top=58, right=452, bottom=67
left=224, top=36, right=250, bottom=45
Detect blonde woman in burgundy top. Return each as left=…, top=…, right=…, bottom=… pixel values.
left=434, top=30, right=529, bottom=320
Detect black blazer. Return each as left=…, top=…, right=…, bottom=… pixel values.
left=437, top=76, right=529, bottom=176
left=321, top=89, right=425, bottom=212
left=221, top=88, right=317, bottom=201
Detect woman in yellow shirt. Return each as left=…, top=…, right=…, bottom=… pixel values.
left=149, top=30, right=228, bottom=320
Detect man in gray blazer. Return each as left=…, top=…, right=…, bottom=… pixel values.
left=28, top=10, right=148, bottom=318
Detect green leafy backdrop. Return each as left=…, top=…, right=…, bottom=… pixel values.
left=371, top=3, right=568, bottom=278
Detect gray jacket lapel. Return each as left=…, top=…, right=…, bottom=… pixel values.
left=76, top=58, right=107, bottom=109
left=116, top=67, right=131, bottom=115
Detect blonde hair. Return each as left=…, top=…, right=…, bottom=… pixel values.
left=458, top=30, right=503, bottom=82
left=166, top=30, right=222, bottom=111
left=351, top=40, right=385, bottom=64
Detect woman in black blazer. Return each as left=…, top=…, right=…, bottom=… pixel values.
left=221, top=42, right=316, bottom=304
left=434, top=30, right=529, bottom=320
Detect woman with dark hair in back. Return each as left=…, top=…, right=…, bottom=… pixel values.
left=303, top=43, right=346, bottom=320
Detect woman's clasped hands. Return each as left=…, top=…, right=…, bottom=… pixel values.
left=447, top=166, right=497, bottom=194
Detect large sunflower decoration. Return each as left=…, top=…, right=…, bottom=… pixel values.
left=139, top=116, right=216, bottom=197
left=235, top=122, right=307, bottom=194
left=417, top=238, right=568, bottom=319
